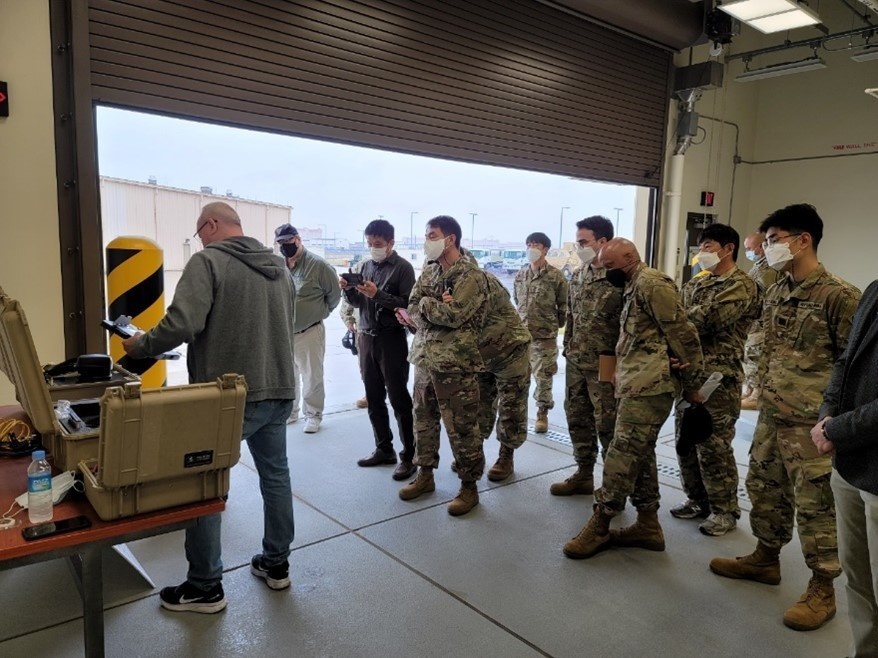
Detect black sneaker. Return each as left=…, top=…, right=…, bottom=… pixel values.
left=251, top=554, right=291, bottom=590
left=159, top=581, right=226, bottom=614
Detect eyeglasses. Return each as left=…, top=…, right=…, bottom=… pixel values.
left=763, top=232, right=801, bottom=248
left=193, top=219, right=211, bottom=239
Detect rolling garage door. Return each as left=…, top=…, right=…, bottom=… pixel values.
left=53, top=0, right=676, bottom=354
left=86, top=0, right=672, bottom=186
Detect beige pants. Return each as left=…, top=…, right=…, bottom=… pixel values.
left=832, top=469, right=878, bottom=657
left=293, top=321, right=326, bottom=419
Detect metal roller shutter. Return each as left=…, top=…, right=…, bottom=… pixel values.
left=87, top=0, right=672, bottom=186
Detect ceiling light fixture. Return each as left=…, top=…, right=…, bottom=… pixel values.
left=867, top=88, right=878, bottom=100
left=736, top=56, right=827, bottom=82
left=719, top=0, right=821, bottom=34
left=851, top=46, right=878, bottom=62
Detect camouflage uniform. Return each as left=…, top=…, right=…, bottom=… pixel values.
left=748, top=264, right=860, bottom=577
left=563, top=263, right=622, bottom=470
left=514, top=263, right=568, bottom=409
left=408, top=256, right=488, bottom=483
left=595, top=263, right=704, bottom=515
left=675, top=267, right=761, bottom=516
left=477, top=272, right=532, bottom=448
left=742, top=257, right=779, bottom=391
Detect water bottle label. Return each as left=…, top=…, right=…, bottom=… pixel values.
left=28, top=475, right=52, bottom=493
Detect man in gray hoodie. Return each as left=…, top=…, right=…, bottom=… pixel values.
left=123, top=201, right=296, bottom=613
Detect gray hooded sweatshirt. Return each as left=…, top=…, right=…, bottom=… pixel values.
left=133, top=236, right=296, bottom=402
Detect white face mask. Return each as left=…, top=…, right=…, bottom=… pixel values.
left=15, top=471, right=80, bottom=509
left=424, top=237, right=447, bottom=261
left=576, top=245, right=596, bottom=264
left=745, top=250, right=758, bottom=262
left=764, top=243, right=794, bottom=271
left=695, top=251, right=721, bottom=272
left=527, top=247, right=542, bottom=264
left=370, top=246, right=389, bottom=263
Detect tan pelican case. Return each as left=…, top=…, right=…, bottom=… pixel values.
left=0, top=288, right=246, bottom=519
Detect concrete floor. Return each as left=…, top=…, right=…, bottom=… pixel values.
left=0, top=326, right=855, bottom=656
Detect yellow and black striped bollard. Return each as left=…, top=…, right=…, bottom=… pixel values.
left=106, top=236, right=166, bottom=388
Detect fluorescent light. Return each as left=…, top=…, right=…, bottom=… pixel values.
left=867, top=88, right=878, bottom=100
left=736, top=57, right=826, bottom=82
left=749, top=7, right=820, bottom=33
left=719, top=0, right=798, bottom=21
left=719, top=0, right=821, bottom=33
left=851, top=47, right=878, bottom=63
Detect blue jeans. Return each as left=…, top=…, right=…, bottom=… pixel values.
left=185, top=398, right=295, bottom=589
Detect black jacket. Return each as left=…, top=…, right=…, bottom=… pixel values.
left=820, top=280, right=878, bottom=495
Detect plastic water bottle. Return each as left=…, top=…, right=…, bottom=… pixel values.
left=27, top=450, right=53, bottom=523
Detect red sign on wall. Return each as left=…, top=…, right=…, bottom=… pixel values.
left=0, top=81, right=8, bottom=117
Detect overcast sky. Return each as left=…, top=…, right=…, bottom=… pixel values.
left=97, top=107, right=637, bottom=247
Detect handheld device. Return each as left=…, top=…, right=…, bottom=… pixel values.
left=442, top=279, right=453, bottom=295
left=396, top=308, right=412, bottom=324
left=341, top=272, right=364, bottom=286
left=101, top=316, right=181, bottom=360
left=22, top=515, right=92, bottom=541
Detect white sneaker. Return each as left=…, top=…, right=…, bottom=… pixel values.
left=286, top=412, right=299, bottom=425
left=699, top=512, right=737, bottom=537
left=303, top=417, right=321, bottom=433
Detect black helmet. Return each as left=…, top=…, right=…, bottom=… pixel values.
left=342, top=329, right=358, bottom=356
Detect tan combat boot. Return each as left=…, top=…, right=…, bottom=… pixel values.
left=609, top=509, right=665, bottom=552
left=535, top=407, right=549, bottom=433
left=782, top=573, right=836, bottom=631
left=563, top=506, right=613, bottom=559
left=740, top=389, right=760, bottom=411
left=487, top=445, right=514, bottom=482
left=549, top=465, right=594, bottom=496
left=709, top=541, right=781, bottom=585
left=447, top=481, right=479, bottom=516
left=398, top=467, right=435, bottom=501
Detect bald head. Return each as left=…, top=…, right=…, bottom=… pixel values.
left=599, top=238, right=640, bottom=271
left=744, top=231, right=764, bottom=259
left=196, top=202, right=244, bottom=246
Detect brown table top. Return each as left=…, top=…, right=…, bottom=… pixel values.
left=0, top=453, right=224, bottom=563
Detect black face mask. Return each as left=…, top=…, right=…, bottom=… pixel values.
left=605, top=268, right=627, bottom=288
left=280, top=242, right=298, bottom=258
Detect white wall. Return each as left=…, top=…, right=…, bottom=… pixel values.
left=666, top=8, right=878, bottom=290
left=0, top=0, right=64, bottom=403
left=744, top=48, right=878, bottom=291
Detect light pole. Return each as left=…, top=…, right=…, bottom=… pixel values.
left=613, top=207, right=623, bottom=235
left=469, top=213, right=477, bottom=248
left=559, top=206, right=570, bottom=247
left=410, top=211, right=419, bottom=249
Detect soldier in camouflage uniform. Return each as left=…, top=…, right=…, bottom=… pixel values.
left=552, top=216, right=621, bottom=496
left=741, top=231, right=780, bottom=409
left=563, top=238, right=704, bottom=560
left=339, top=257, right=369, bottom=409
left=513, top=232, right=568, bottom=433
left=710, top=204, right=861, bottom=632
left=476, top=271, right=532, bottom=482
left=397, top=215, right=488, bottom=516
left=671, top=224, right=761, bottom=537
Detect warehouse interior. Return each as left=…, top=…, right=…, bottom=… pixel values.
left=0, top=0, right=876, bottom=655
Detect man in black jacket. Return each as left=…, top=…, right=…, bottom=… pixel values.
left=340, top=219, right=417, bottom=480
left=814, top=280, right=878, bottom=657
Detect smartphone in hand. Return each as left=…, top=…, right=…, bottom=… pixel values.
left=341, top=272, right=364, bottom=286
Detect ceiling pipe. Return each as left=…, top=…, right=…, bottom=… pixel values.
left=727, top=25, right=876, bottom=60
